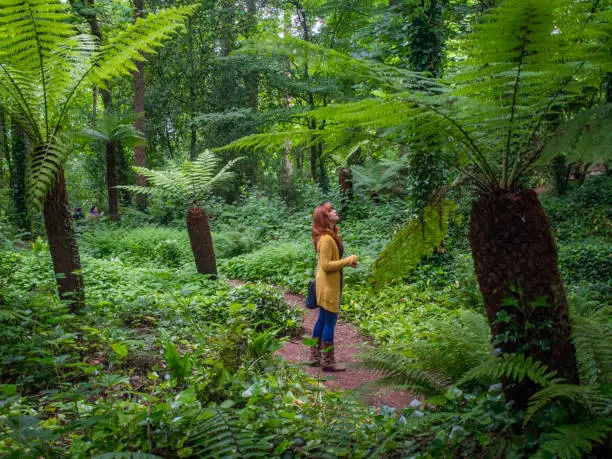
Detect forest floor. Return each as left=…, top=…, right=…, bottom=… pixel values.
left=228, top=280, right=414, bottom=410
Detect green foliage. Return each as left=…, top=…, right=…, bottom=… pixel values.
left=119, top=150, right=243, bottom=207
left=541, top=104, right=612, bottom=164
left=558, top=239, right=612, bottom=284
left=220, top=242, right=314, bottom=293
left=536, top=421, right=612, bottom=459
left=372, top=201, right=455, bottom=283
left=185, top=409, right=270, bottom=458
left=163, top=339, right=192, bottom=384
left=362, top=310, right=491, bottom=394
left=0, top=0, right=194, bottom=208
left=571, top=308, right=612, bottom=385
left=457, top=353, right=560, bottom=388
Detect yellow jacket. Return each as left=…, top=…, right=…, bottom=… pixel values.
left=315, top=234, right=357, bottom=313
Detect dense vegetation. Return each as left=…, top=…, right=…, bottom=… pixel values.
left=1, top=0, right=611, bottom=457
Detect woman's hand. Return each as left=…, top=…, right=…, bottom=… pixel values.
left=349, top=255, right=359, bottom=268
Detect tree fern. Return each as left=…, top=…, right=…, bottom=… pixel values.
left=457, top=353, right=560, bottom=388
left=82, top=113, right=144, bottom=148
left=185, top=409, right=270, bottom=458
left=534, top=420, right=612, bottom=459
left=0, top=0, right=195, bottom=208
left=118, top=151, right=242, bottom=206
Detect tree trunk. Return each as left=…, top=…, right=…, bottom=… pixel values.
left=246, top=0, right=258, bottom=113
left=133, top=0, right=147, bottom=210
left=338, top=167, right=353, bottom=218
left=186, top=204, right=217, bottom=278
left=100, top=89, right=121, bottom=221
left=106, top=140, right=120, bottom=221
left=10, top=122, right=30, bottom=234
left=469, top=189, right=577, bottom=405
left=43, top=169, right=85, bottom=311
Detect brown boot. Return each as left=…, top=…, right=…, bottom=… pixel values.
left=309, top=338, right=321, bottom=367
left=322, top=342, right=345, bottom=372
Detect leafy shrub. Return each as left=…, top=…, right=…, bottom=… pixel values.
left=212, top=230, right=257, bottom=259
left=220, top=242, right=314, bottom=292
left=80, top=226, right=192, bottom=267
left=558, top=239, right=612, bottom=284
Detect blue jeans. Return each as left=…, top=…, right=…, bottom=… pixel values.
left=312, top=307, right=338, bottom=343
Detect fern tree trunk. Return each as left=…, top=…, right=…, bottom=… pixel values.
left=43, top=169, right=85, bottom=311
left=186, top=204, right=217, bottom=278
left=469, top=189, right=577, bottom=405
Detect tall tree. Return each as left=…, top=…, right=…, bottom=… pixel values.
left=0, top=0, right=193, bottom=309
left=133, top=0, right=148, bottom=209
left=120, top=151, right=242, bottom=276
left=70, top=0, right=123, bottom=221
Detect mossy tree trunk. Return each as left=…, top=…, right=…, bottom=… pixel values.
left=43, top=168, right=85, bottom=311
left=10, top=122, right=30, bottom=234
left=186, top=204, right=217, bottom=278
left=469, top=189, right=578, bottom=405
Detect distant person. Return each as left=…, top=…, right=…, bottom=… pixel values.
left=308, top=202, right=358, bottom=372
left=89, top=206, right=104, bottom=218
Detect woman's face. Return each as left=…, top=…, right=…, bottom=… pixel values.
left=328, top=207, right=339, bottom=225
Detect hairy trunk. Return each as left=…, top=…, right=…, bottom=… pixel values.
left=339, top=167, right=353, bottom=218
left=43, top=169, right=84, bottom=311
left=469, top=189, right=577, bottom=406
left=133, top=0, right=147, bottom=209
left=186, top=205, right=217, bottom=278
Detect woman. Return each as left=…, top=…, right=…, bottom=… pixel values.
left=309, top=202, right=358, bottom=372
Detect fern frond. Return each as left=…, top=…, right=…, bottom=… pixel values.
left=540, top=104, right=612, bottom=164
left=26, top=133, right=71, bottom=207
left=572, top=312, right=612, bottom=385
left=458, top=353, right=559, bottom=388
left=119, top=151, right=242, bottom=205
left=535, top=420, right=612, bottom=459
left=525, top=383, right=609, bottom=425
left=186, top=409, right=270, bottom=458
left=361, top=348, right=452, bottom=395
left=88, top=5, right=196, bottom=88
left=372, top=201, right=456, bottom=283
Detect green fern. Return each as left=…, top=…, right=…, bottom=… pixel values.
left=0, top=0, right=194, bottom=208
left=525, top=383, right=609, bottom=425
left=361, top=348, right=452, bottom=395
left=457, top=353, right=560, bottom=388
left=82, top=112, right=144, bottom=148
left=118, top=150, right=242, bottom=206
left=372, top=201, right=455, bottom=283
left=185, top=409, right=270, bottom=458
left=534, top=420, right=612, bottom=459
left=572, top=310, right=612, bottom=385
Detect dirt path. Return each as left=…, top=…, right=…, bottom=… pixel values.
left=228, top=281, right=414, bottom=410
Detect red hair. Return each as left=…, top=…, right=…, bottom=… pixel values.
left=312, top=202, right=342, bottom=251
